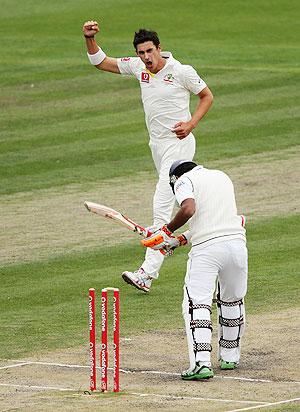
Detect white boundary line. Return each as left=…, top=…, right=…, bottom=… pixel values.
left=0, top=383, right=266, bottom=405
left=130, top=392, right=267, bottom=405
left=3, top=360, right=300, bottom=385
left=0, top=383, right=73, bottom=392
left=0, top=362, right=31, bottom=370
left=0, top=361, right=131, bottom=374
left=226, top=397, right=300, bottom=412
left=0, top=368, right=299, bottom=408
left=0, top=381, right=298, bottom=409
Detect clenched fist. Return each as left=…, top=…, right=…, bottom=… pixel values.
left=172, top=121, right=195, bottom=139
left=83, top=20, right=100, bottom=38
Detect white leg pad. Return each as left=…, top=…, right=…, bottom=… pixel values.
left=183, top=287, right=213, bottom=368
left=217, top=297, right=245, bottom=363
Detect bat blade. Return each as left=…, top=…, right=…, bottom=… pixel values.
left=84, top=201, right=149, bottom=237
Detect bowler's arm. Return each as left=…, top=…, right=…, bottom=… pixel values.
left=172, top=87, right=213, bottom=139
left=83, top=20, right=120, bottom=74
left=190, top=87, right=214, bottom=128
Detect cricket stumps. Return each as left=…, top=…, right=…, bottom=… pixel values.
left=88, top=287, right=120, bottom=393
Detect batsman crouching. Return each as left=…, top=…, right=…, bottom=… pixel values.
left=141, top=160, right=248, bottom=380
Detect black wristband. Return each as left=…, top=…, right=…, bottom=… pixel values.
left=84, top=35, right=95, bottom=39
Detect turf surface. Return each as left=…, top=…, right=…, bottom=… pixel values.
left=0, top=0, right=299, bottom=359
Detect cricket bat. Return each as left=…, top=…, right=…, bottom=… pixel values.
left=84, top=201, right=152, bottom=238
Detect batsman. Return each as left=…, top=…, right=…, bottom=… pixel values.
left=142, top=160, right=248, bottom=380
left=83, top=20, right=213, bottom=292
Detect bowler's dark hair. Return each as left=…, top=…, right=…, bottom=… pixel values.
left=133, top=29, right=160, bottom=50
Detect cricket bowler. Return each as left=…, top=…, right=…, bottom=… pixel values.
left=83, top=21, right=213, bottom=292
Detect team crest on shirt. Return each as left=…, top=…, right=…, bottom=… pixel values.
left=141, top=72, right=150, bottom=83
left=163, top=73, right=174, bottom=83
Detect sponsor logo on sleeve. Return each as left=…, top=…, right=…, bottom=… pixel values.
left=121, top=57, right=131, bottom=62
left=141, top=72, right=150, bottom=83
left=175, top=180, right=186, bottom=191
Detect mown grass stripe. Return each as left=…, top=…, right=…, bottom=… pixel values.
left=1, top=141, right=299, bottom=196
left=0, top=0, right=299, bottom=366
left=2, top=79, right=298, bottom=128
left=0, top=215, right=299, bottom=358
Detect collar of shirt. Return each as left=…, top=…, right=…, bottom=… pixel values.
left=159, top=51, right=174, bottom=71
left=160, top=51, right=173, bottom=60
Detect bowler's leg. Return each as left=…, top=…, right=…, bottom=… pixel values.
left=122, top=136, right=195, bottom=289
left=141, top=172, right=175, bottom=277
left=142, top=136, right=195, bottom=277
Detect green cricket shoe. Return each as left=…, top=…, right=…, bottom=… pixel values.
left=220, top=359, right=237, bottom=370
left=181, top=363, right=214, bottom=380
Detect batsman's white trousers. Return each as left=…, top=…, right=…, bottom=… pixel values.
left=141, top=134, right=195, bottom=278
left=183, top=238, right=248, bottom=368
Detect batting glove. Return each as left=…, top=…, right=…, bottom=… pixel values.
left=162, top=233, right=188, bottom=255
left=141, top=225, right=175, bottom=251
left=168, top=233, right=188, bottom=248
left=141, top=226, right=188, bottom=255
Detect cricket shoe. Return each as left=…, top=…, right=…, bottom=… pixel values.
left=122, top=268, right=153, bottom=293
left=220, top=359, right=238, bottom=370
left=181, top=362, right=214, bottom=380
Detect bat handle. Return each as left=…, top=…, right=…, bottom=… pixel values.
left=137, top=227, right=152, bottom=237
left=145, top=229, right=153, bottom=237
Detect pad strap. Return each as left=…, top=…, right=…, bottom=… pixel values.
left=190, top=319, right=213, bottom=330
left=194, top=342, right=212, bottom=352
left=217, top=298, right=243, bottom=307
left=219, top=315, right=244, bottom=327
left=189, top=302, right=212, bottom=314
left=219, top=338, right=240, bottom=348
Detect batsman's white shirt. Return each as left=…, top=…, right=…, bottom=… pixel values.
left=117, top=52, right=207, bottom=143
left=174, top=166, right=246, bottom=247
left=176, top=166, right=248, bottom=368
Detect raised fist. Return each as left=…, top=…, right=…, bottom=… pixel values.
left=83, top=20, right=100, bottom=38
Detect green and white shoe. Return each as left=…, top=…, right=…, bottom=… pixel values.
left=181, top=362, right=214, bottom=380
left=220, top=359, right=237, bottom=370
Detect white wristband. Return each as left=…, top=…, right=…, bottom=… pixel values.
left=87, top=48, right=107, bottom=65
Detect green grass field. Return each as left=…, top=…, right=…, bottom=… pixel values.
left=0, top=1, right=299, bottom=409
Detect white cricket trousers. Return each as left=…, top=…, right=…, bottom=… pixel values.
left=141, top=134, right=195, bottom=278
left=182, top=238, right=248, bottom=368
